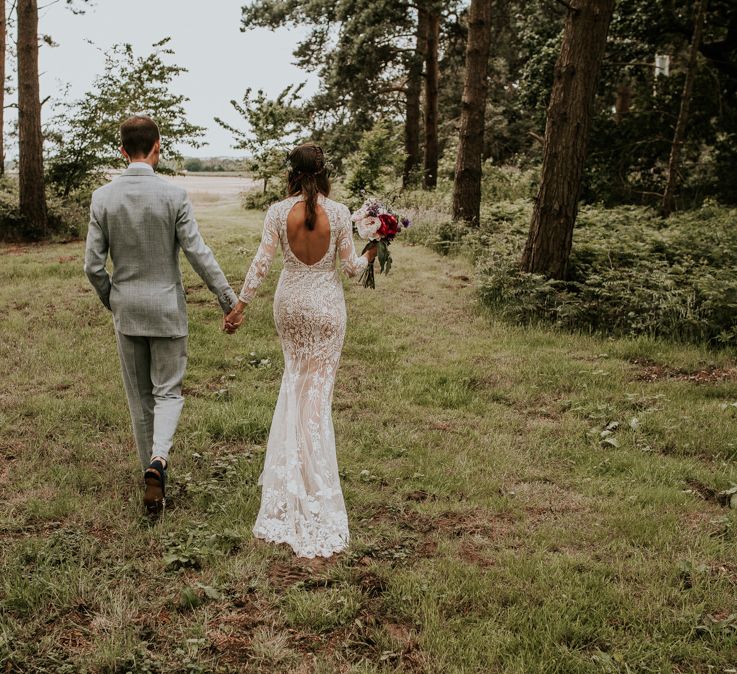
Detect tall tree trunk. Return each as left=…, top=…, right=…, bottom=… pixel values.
left=404, top=7, right=428, bottom=188
left=17, top=0, right=47, bottom=237
left=452, top=0, right=493, bottom=225
left=0, top=0, right=6, bottom=177
left=423, top=9, right=440, bottom=189
left=520, top=0, right=615, bottom=279
left=661, top=0, right=709, bottom=216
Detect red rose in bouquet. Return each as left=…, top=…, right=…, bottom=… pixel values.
left=377, top=213, right=399, bottom=238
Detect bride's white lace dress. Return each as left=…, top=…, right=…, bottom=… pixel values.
left=238, top=194, right=368, bottom=558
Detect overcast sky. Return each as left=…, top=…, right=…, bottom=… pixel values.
left=39, top=0, right=318, bottom=157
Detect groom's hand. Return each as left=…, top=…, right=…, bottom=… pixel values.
left=222, top=314, right=243, bottom=334
left=223, top=303, right=245, bottom=334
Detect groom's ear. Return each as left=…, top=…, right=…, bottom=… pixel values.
left=119, top=145, right=130, bottom=163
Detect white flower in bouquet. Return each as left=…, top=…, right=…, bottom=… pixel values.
left=355, top=216, right=382, bottom=241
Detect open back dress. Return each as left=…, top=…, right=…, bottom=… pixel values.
left=238, top=194, right=368, bottom=558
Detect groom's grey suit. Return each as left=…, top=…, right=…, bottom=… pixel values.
left=84, top=163, right=237, bottom=468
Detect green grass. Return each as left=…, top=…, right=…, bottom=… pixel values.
left=1, top=197, right=736, bottom=672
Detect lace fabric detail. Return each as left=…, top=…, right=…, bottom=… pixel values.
left=239, top=194, right=368, bottom=558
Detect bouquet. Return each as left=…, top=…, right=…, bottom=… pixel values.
left=350, top=198, right=411, bottom=288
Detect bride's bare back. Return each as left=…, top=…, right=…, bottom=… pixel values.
left=286, top=200, right=331, bottom=266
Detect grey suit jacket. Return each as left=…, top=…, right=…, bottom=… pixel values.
left=84, top=165, right=237, bottom=337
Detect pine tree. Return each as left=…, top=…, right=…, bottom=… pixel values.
left=521, top=0, right=615, bottom=279
left=452, top=0, right=493, bottom=224
left=17, top=0, right=47, bottom=237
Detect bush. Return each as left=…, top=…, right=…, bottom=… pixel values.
left=0, top=177, right=88, bottom=242
left=344, top=122, right=403, bottom=204
left=401, top=181, right=737, bottom=346
left=481, top=201, right=737, bottom=345
left=241, top=186, right=284, bottom=211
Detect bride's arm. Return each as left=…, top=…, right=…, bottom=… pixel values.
left=225, top=207, right=280, bottom=328
left=338, top=208, right=376, bottom=278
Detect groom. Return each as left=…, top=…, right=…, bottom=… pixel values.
left=84, top=114, right=238, bottom=513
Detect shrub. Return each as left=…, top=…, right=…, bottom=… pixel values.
left=241, top=186, right=285, bottom=211
left=0, top=178, right=88, bottom=242
left=344, top=122, right=403, bottom=205
left=478, top=201, right=737, bottom=345
left=401, top=179, right=737, bottom=346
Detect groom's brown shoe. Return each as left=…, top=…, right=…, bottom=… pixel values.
left=143, top=458, right=167, bottom=514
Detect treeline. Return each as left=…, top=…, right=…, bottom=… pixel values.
left=180, top=157, right=250, bottom=173
left=3, top=0, right=735, bottom=271
left=231, top=0, right=736, bottom=278
left=0, top=1, right=204, bottom=241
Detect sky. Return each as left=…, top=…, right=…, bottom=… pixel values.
left=38, top=0, right=318, bottom=157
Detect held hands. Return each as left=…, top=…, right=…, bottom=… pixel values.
left=223, top=300, right=246, bottom=334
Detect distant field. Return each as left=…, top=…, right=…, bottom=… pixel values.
left=182, top=172, right=253, bottom=179
left=163, top=174, right=259, bottom=206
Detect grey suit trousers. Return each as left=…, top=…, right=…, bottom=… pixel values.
left=115, top=331, right=187, bottom=469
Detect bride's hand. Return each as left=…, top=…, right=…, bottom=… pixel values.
left=365, top=242, right=378, bottom=263
left=223, top=301, right=246, bottom=334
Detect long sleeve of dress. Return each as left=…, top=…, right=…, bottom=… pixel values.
left=337, top=209, right=369, bottom=278
left=239, top=206, right=280, bottom=304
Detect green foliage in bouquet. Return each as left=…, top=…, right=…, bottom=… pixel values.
left=358, top=240, right=391, bottom=289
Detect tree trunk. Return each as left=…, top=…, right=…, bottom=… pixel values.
left=423, top=9, right=440, bottom=189
left=661, top=0, right=709, bottom=216
left=520, top=0, right=615, bottom=279
left=17, top=0, right=47, bottom=237
left=452, top=0, right=493, bottom=225
left=403, top=7, right=428, bottom=188
left=0, top=0, right=6, bottom=177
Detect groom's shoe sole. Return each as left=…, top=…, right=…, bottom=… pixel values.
left=143, top=476, right=165, bottom=514
left=143, top=459, right=167, bottom=515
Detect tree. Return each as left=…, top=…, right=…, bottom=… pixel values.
left=17, top=0, right=47, bottom=236
left=452, top=0, right=493, bottom=224
left=573, top=0, right=737, bottom=206
left=403, top=6, right=428, bottom=187
left=345, top=121, right=401, bottom=200
left=242, top=0, right=461, bottom=173
left=661, top=0, right=709, bottom=215
left=0, top=0, right=6, bottom=177
left=47, top=39, right=206, bottom=196
left=242, top=0, right=414, bottom=167
left=215, top=84, right=306, bottom=193
left=423, top=7, right=441, bottom=188
left=520, top=0, right=615, bottom=279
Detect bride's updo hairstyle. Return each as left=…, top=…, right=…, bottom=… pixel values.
left=287, top=143, right=331, bottom=231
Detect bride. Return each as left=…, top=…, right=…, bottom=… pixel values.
left=224, top=143, right=377, bottom=558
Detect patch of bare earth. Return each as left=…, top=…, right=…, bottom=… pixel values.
left=631, top=358, right=737, bottom=383
left=206, top=594, right=278, bottom=665
left=358, top=481, right=594, bottom=569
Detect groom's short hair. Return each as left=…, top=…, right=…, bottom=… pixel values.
left=120, top=115, right=160, bottom=158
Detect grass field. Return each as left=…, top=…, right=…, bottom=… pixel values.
left=1, top=196, right=736, bottom=673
